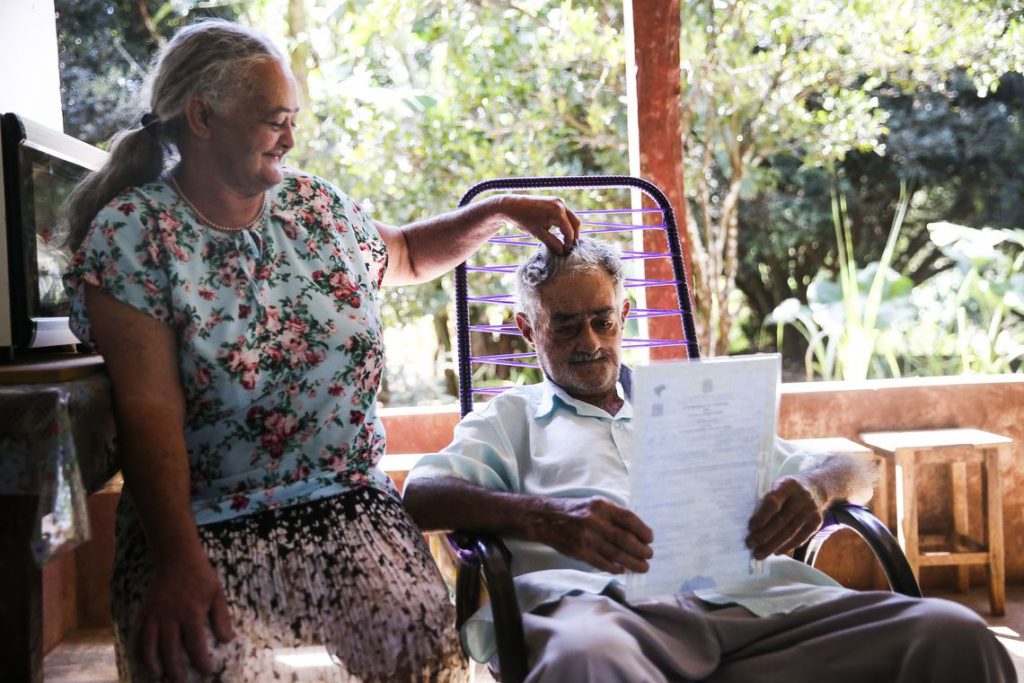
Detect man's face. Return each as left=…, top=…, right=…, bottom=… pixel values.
left=517, top=269, right=629, bottom=403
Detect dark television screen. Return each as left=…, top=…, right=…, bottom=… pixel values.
left=1, top=112, right=107, bottom=350
left=20, top=145, right=86, bottom=317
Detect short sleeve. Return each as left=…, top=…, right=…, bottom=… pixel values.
left=403, top=409, right=518, bottom=494
left=347, top=196, right=388, bottom=289
left=63, top=192, right=174, bottom=345
left=314, top=178, right=388, bottom=289
left=771, top=437, right=831, bottom=479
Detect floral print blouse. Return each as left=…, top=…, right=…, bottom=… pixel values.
left=64, top=172, right=390, bottom=525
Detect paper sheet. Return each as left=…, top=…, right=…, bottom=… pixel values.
left=625, top=354, right=781, bottom=601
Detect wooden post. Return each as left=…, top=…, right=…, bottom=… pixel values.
left=624, top=0, right=694, bottom=359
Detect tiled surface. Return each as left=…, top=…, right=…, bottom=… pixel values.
left=45, top=587, right=1024, bottom=682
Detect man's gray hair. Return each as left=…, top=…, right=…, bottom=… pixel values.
left=514, top=238, right=626, bottom=323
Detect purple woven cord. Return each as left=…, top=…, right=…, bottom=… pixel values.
left=487, top=235, right=546, bottom=246
left=469, top=337, right=686, bottom=363
left=628, top=308, right=684, bottom=319
left=621, top=251, right=668, bottom=260
left=623, top=339, right=686, bottom=348
left=574, top=207, right=663, bottom=215
left=474, top=359, right=539, bottom=368
left=486, top=224, right=665, bottom=246
left=467, top=308, right=682, bottom=336
left=466, top=250, right=669, bottom=273
left=579, top=225, right=666, bottom=235
left=625, top=277, right=680, bottom=287
left=468, top=323, right=519, bottom=334
left=580, top=220, right=666, bottom=229
left=446, top=536, right=480, bottom=564
left=471, top=351, right=536, bottom=361
left=472, top=387, right=514, bottom=395
left=467, top=294, right=516, bottom=304
left=466, top=264, right=519, bottom=273
left=467, top=279, right=677, bottom=307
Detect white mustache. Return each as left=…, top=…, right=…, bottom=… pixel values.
left=568, top=350, right=607, bottom=363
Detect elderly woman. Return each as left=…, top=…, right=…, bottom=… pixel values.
left=63, top=18, right=578, bottom=683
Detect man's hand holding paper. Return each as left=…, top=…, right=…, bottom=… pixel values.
left=532, top=496, right=653, bottom=575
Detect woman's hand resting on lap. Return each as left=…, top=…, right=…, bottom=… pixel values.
left=136, top=550, right=235, bottom=682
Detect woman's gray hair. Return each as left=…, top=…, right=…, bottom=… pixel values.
left=514, top=237, right=626, bottom=323
left=63, top=19, right=286, bottom=250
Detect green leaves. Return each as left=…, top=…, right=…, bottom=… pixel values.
left=768, top=181, right=916, bottom=381
left=770, top=210, right=1024, bottom=380
left=256, top=0, right=628, bottom=402
left=907, top=222, right=1024, bottom=374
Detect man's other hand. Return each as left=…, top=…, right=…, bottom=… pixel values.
left=535, top=497, right=653, bottom=574
left=745, top=476, right=824, bottom=561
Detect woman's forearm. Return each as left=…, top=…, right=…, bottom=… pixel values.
left=378, top=194, right=579, bottom=285
left=113, top=400, right=205, bottom=563
left=85, top=285, right=205, bottom=561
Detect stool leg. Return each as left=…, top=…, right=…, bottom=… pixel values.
left=871, top=456, right=892, bottom=590
left=872, top=456, right=891, bottom=530
left=983, top=447, right=1005, bottom=616
left=894, top=450, right=920, bottom=585
left=951, top=461, right=970, bottom=593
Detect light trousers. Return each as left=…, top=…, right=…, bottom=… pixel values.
left=522, top=587, right=1015, bottom=682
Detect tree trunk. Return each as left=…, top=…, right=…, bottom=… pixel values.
left=285, top=0, right=312, bottom=110
left=432, top=309, right=458, bottom=398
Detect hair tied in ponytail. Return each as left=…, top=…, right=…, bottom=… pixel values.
left=140, top=112, right=160, bottom=134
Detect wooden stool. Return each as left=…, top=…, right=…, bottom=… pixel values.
left=859, top=428, right=1012, bottom=615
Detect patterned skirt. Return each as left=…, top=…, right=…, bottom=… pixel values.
left=110, top=486, right=467, bottom=682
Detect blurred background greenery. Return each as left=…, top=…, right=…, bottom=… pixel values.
left=56, top=0, right=1024, bottom=403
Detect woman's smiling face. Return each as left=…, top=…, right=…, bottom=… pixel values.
left=205, top=59, right=299, bottom=195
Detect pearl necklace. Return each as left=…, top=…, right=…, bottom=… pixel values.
left=168, top=174, right=267, bottom=233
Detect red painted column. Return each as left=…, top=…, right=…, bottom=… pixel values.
left=625, top=0, right=695, bottom=359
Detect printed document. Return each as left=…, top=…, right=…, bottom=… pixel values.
left=625, top=354, right=781, bottom=601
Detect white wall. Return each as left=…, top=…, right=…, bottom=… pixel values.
left=0, top=0, right=62, bottom=130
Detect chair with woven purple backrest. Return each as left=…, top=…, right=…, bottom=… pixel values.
left=445, top=175, right=920, bottom=683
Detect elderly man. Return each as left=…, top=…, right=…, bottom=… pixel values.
left=403, top=239, right=1013, bottom=682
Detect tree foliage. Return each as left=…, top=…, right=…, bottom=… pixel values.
left=738, top=70, right=1024, bottom=349
left=680, top=0, right=1024, bottom=356
left=56, top=0, right=238, bottom=144
left=55, top=0, right=1024, bottom=400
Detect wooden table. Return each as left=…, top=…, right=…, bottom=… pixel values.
left=859, top=428, right=1012, bottom=615
left=0, top=358, right=117, bottom=683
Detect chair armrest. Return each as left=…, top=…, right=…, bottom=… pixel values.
left=793, top=502, right=922, bottom=598
left=447, top=532, right=529, bottom=683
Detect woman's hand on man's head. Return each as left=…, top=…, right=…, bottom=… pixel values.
left=490, top=194, right=581, bottom=255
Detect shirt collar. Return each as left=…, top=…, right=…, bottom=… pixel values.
left=536, top=375, right=632, bottom=420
